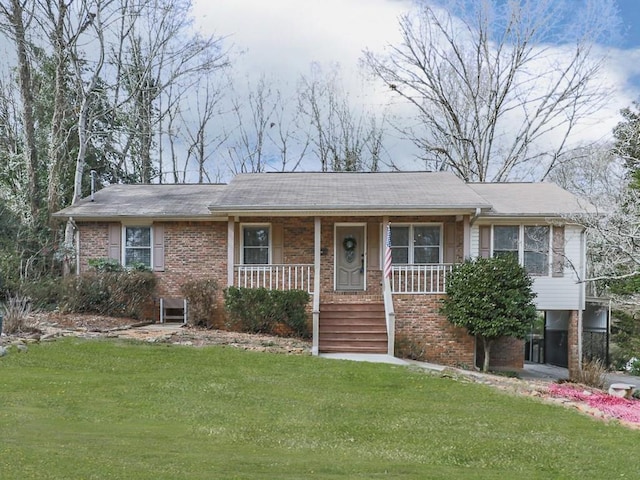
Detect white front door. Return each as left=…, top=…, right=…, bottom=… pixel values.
left=335, top=225, right=365, bottom=291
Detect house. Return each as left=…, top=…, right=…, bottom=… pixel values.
left=54, top=171, right=597, bottom=374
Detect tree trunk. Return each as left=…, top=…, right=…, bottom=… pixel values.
left=8, top=0, right=40, bottom=223
left=482, top=337, right=493, bottom=373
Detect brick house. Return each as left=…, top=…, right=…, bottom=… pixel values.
left=54, top=171, right=596, bottom=374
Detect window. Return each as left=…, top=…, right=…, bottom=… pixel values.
left=124, top=226, right=151, bottom=268
left=493, top=226, right=519, bottom=260
left=390, top=224, right=441, bottom=264
left=242, top=225, right=270, bottom=264
left=492, top=225, right=550, bottom=276
left=524, top=226, right=549, bottom=275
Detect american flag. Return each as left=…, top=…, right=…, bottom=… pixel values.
left=384, top=225, right=392, bottom=279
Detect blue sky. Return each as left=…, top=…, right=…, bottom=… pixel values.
left=618, top=0, right=640, bottom=48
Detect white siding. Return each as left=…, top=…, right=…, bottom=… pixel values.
left=470, top=224, right=585, bottom=311
left=470, top=225, right=480, bottom=259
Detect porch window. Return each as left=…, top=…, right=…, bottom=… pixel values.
left=124, top=226, right=151, bottom=268
left=242, top=225, right=270, bottom=264
left=492, top=225, right=550, bottom=275
left=390, top=224, right=442, bottom=264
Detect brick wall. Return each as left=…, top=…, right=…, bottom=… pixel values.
left=77, top=215, right=527, bottom=370
left=78, top=222, right=110, bottom=272
left=476, top=337, right=524, bottom=370
left=393, top=294, right=476, bottom=367
left=77, top=221, right=229, bottom=321
left=567, top=310, right=579, bottom=378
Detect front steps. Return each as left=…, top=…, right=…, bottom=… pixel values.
left=319, top=302, right=388, bottom=354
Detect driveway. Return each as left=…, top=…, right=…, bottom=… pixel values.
left=522, top=362, right=640, bottom=389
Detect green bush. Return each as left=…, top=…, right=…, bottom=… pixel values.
left=20, top=276, right=66, bottom=310
left=181, top=278, right=219, bottom=328
left=610, top=310, right=640, bottom=369
left=224, top=287, right=310, bottom=338
left=440, top=255, right=537, bottom=372
left=88, top=257, right=124, bottom=272
left=61, top=270, right=157, bottom=319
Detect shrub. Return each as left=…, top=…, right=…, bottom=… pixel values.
left=20, top=276, right=66, bottom=311
left=570, top=358, right=607, bottom=389
left=629, top=358, right=640, bottom=376
left=395, top=334, right=426, bottom=360
left=181, top=278, right=219, bottom=328
left=224, top=287, right=310, bottom=338
left=88, top=257, right=123, bottom=272
left=1, top=294, right=34, bottom=334
left=61, top=270, right=157, bottom=319
left=440, top=255, right=537, bottom=372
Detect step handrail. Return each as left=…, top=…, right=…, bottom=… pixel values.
left=383, top=276, right=395, bottom=356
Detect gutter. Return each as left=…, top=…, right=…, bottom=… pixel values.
left=469, top=207, right=482, bottom=226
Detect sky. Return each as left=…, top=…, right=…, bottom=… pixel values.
left=190, top=0, right=640, bottom=175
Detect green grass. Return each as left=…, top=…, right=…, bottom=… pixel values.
left=1, top=339, right=638, bottom=479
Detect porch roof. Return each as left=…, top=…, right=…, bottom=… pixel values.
left=209, top=171, right=492, bottom=215
left=468, top=182, right=598, bottom=217
left=53, top=184, right=227, bottom=220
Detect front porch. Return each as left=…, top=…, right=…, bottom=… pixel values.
left=226, top=215, right=469, bottom=360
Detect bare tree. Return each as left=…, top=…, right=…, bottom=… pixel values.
left=364, top=0, right=618, bottom=181
left=223, top=74, right=313, bottom=175
left=178, top=77, right=228, bottom=183
left=112, top=0, right=229, bottom=183
left=579, top=186, right=640, bottom=301
left=0, top=0, right=40, bottom=223
left=298, top=63, right=389, bottom=172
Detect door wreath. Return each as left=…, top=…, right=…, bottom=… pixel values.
left=343, top=236, right=357, bottom=251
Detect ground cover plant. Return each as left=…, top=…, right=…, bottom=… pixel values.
left=1, top=339, right=639, bottom=479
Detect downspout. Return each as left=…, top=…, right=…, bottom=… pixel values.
left=469, top=207, right=482, bottom=226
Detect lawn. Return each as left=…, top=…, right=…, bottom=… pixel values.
left=1, top=338, right=638, bottom=479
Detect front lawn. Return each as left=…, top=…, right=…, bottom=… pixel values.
left=1, top=338, right=638, bottom=479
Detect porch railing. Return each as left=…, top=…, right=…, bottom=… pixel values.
left=390, top=264, right=453, bottom=294
left=234, top=264, right=314, bottom=293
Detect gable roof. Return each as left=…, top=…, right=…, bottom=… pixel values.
left=53, top=184, right=227, bottom=220
left=209, top=171, right=491, bottom=215
left=52, top=173, right=596, bottom=221
left=468, top=183, right=598, bottom=217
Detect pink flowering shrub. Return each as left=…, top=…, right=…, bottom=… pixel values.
left=548, top=383, right=640, bottom=424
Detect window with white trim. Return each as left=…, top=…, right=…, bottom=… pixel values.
left=242, top=225, right=270, bottom=264
left=390, top=224, right=442, bottom=264
left=493, top=225, right=550, bottom=276
left=124, top=226, right=151, bottom=268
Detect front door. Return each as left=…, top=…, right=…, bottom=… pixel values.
left=335, top=225, right=365, bottom=291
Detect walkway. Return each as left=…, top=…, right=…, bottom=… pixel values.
left=319, top=353, right=640, bottom=389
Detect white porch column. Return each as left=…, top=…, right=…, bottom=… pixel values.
left=312, top=216, right=321, bottom=355
left=227, top=217, right=235, bottom=287
left=463, top=215, right=471, bottom=258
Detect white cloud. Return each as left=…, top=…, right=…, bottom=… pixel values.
left=189, top=0, right=640, bottom=176
left=192, top=0, right=411, bottom=80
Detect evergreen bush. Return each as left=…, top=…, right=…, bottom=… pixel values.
left=224, top=287, right=310, bottom=338
left=440, top=255, right=537, bottom=372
